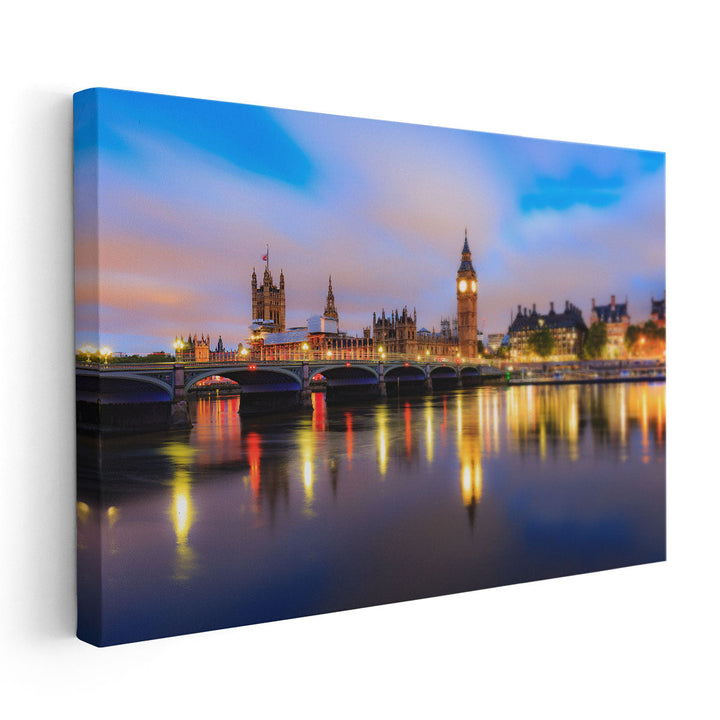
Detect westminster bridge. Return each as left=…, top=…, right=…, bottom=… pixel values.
left=76, top=358, right=505, bottom=430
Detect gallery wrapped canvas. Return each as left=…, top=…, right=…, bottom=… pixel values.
left=75, top=88, right=665, bottom=646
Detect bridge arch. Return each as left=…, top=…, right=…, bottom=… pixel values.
left=384, top=363, right=428, bottom=380
left=76, top=369, right=174, bottom=400
left=460, top=365, right=481, bottom=378
left=429, top=364, right=461, bottom=379
left=186, top=366, right=302, bottom=392
left=312, top=364, right=380, bottom=381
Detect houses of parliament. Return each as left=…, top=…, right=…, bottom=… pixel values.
left=177, top=231, right=480, bottom=362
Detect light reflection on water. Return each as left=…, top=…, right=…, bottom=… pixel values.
left=78, top=382, right=665, bottom=645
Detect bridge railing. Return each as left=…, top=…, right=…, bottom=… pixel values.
left=77, top=356, right=493, bottom=371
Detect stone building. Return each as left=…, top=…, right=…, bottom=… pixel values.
left=251, top=256, right=285, bottom=333
left=590, top=295, right=630, bottom=358
left=251, top=273, right=375, bottom=361
left=174, top=333, right=238, bottom=362
left=371, top=307, right=458, bottom=360
left=650, top=291, right=666, bottom=327
left=372, top=306, right=418, bottom=356
left=508, top=301, right=588, bottom=359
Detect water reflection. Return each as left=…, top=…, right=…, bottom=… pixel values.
left=425, top=400, right=434, bottom=464
left=377, top=403, right=388, bottom=476
left=185, top=383, right=666, bottom=530
left=79, top=382, right=665, bottom=645
left=499, top=383, right=665, bottom=461
left=162, top=443, right=198, bottom=581
left=345, top=412, right=354, bottom=467
left=208, top=383, right=666, bottom=527
left=457, top=393, right=483, bottom=527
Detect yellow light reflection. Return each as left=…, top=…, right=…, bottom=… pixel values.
left=425, top=403, right=434, bottom=465
left=377, top=405, right=388, bottom=476
left=303, top=459, right=314, bottom=510
left=169, top=470, right=197, bottom=581
left=77, top=501, right=91, bottom=551
left=457, top=394, right=463, bottom=436
left=619, top=384, right=627, bottom=450
left=379, top=429, right=387, bottom=475
left=162, top=442, right=198, bottom=582
left=298, top=427, right=316, bottom=515
left=641, top=387, right=649, bottom=457
left=460, top=462, right=483, bottom=507
left=656, top=392, right=665, bottom=443
left=492, top=394, right=500, bottom=455
left=76, top=501, right=90, bottom=523
left=567, top=386, right=579, bottom=461
left=457, top=392, right=484, bottom=527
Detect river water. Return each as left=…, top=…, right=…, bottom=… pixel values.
left=77, top=382, right=665, bottom=645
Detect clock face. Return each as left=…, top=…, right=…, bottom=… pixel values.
left=458, top=280, right=467, bottom=292
left=471, top=280, right=477, bottom=292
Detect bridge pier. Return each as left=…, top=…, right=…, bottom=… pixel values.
left=301, top=360, right=313, bottom=409
left=424, top=364, right=433, bottom=392
left=171, top=363, right=192, bottom=429
left=378, top=362, right=387, bottom=398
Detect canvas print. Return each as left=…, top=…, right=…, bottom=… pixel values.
left=75, top=88, right=666, bottom=646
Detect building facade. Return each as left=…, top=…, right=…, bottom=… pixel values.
left=508, top=301, right=588, bottom=359
left=251, top=260, right=286, bottom=333
left=372, top=307, right=458, bottom=359
left=372, top=307, right=417, bottom=356
left=590, top=295, right=630, bottom=358
left=650, top=291, right=666, bottom=327
left=174, top=333, right=239, bottom=362
left=251, top=270, right=364, bottom=360
left=456, top=229, right=478, bottom=359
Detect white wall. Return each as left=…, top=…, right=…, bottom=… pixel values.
left=2, top=2, right=716, bottom=717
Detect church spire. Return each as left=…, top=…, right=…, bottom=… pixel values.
left=324, top=274, right=338, bottom=321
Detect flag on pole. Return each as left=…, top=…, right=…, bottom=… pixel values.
left=262, top=254, right=267, bottom=261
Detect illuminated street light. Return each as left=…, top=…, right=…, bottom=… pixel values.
left=100, top=347, right=112, bottom=364
left=79, top=344, right=96, bottom=362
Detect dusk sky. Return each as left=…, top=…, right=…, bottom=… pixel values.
left=75, top=88, right=665, bottom=355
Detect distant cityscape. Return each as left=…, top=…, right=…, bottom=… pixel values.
left=81, top=231, right=665, bottom=365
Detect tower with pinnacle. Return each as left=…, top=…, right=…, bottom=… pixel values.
left=324, top=275, right=339, bottom=324
left=456, top=228, right=478, bottom=359
left=251, top=248, right=286, bottom=332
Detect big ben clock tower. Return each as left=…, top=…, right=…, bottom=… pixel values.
left=456, top=228, right=478, bottom=359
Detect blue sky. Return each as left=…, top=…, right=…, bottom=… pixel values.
left=75, top=88, right=665, bottom=354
